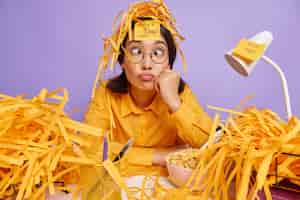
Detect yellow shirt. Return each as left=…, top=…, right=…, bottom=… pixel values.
left=80, top=81, right=212, bottom=199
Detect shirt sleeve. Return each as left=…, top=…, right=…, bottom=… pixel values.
left=81, top=83, right=111, bottom=159
left=80, top=83, right=113, bottom=200
left=170, top=85, right=213, bottom=148
left=110, top=142, right=154, bottom=166
left=84, top=83, right=111, bottom=131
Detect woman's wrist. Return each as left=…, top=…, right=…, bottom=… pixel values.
left=168, top=97, right=181, bottom=113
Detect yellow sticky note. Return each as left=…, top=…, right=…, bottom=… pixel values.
left=152, top=0, right=161, bottom=3
left=134, top=20, right=161, bottom=41
left=232, top=38, right=266, bottom=64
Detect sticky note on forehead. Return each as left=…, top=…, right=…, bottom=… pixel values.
left=134, top=20, right=161, bottom=41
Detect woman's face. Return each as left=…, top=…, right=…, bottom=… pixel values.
left=121, top=35, right=170, bottom=91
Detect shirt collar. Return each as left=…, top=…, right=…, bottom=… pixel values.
left=120, top=92, right=167, bottom=117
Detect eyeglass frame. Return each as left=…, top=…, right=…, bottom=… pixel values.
left=121, top=42, right=169, bottom=64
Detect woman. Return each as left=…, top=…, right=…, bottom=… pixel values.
left=80, top=1, right=213, bottom=199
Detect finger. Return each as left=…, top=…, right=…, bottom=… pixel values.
left=163, top=68, right=172, bottom=73
left=158, top=69, right=171, bottom=79
left=153, top=77, right=160, bottom=93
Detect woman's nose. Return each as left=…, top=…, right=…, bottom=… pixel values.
left=141, top=54, right=153, bottom=70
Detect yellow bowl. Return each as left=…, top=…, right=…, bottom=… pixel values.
left=166, top=162, right=193, bottom=187
left=166, top=148, right=201, bottom=187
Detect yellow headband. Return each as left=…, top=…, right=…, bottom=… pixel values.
left=92, top=0, right=186, bottom=98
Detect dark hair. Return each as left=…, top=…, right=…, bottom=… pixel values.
left=106, top=20, right=185, bottom=93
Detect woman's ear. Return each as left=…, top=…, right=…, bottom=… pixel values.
left=120, top=62, right=126, bottom=70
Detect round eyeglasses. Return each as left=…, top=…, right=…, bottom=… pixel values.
left=124, top=45, right=169, bottom=64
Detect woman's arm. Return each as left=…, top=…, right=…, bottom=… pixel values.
left=110, top=142, right=188, bottom=167
left=155, top=69, right=213, bottom=148
left=169, top=85, right=213, bottom=148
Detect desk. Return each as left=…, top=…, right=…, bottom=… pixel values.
left=121, top=176, right=174, bottom=200
left=45, top=180, right=300, bottom=200
left=45, top=176, right=174, bottom=200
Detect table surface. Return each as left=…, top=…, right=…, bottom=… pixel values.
left=45, top=178, right=300, bottom=200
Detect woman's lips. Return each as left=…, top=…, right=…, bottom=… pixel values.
left=138, top=74, right=155, bottom=81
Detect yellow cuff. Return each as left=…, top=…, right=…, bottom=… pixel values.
left=125, top=147, right=154, bottom=166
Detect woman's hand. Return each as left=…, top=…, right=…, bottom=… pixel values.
left=155, top=69, right=181, bottom=113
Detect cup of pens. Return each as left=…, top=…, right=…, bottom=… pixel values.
left=95, top=136, right=133, bottom=199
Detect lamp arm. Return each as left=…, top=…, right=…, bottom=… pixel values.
left=261, top=55, right=292, bottom=119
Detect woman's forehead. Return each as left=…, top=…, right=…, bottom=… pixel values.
left=126, top=38, right=167, bottom=47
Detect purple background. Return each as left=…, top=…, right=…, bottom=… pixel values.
left=1, top=0, right=299, bottom=121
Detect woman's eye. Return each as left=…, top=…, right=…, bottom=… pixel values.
left=130, top=47, right=142, bottom=56
left=153, top=48, right=165, bottom=57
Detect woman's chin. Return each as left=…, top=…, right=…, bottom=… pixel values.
left=137, top=82, right=155, bottom=91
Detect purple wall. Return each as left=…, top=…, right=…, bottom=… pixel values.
left=1, top=0, right=299, bottom=121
